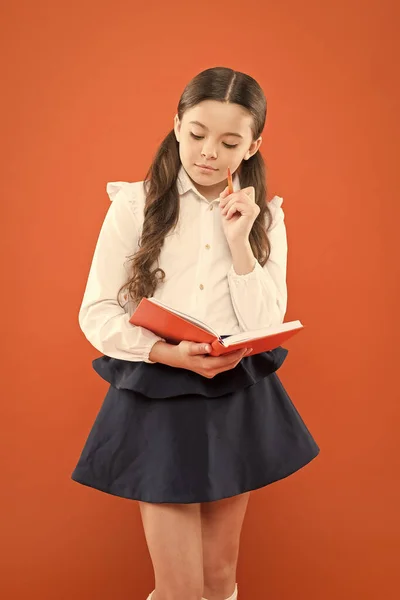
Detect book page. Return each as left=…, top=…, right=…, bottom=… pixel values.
left=148, top=298, right=220, bottom=337
left=222, top=320, right=303, bottom=346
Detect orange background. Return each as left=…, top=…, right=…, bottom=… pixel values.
left=1, top=1, right=399, bottom=598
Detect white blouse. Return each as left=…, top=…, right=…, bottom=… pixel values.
left=78, top=164, right=288, bottom=363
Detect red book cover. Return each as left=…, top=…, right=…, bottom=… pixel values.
left=129, top=298, right=303, bottom=357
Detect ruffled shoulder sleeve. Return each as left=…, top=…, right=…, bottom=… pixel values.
left=269, top=195, right=283, bottom=209
left=267, top=195, right=285, bottom=230
left=105, top=180, right=145, bottom=218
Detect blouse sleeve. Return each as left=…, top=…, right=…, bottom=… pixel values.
left=78, top=181, right=165, bottom=363
left=227, top=196, right=288, bottom=331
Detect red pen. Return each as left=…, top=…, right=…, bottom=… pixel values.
left=227, top=167, right=234, bottom=195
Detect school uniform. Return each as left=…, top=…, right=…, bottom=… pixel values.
left=71, top=165, right=320, bottom=504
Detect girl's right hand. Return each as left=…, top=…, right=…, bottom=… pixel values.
left=173, top=340, right=252, bottom=378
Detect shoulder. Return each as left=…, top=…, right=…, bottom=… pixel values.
left=105, top=180, right=147, bottom=218
left=267, top=195, right=285, bottom=230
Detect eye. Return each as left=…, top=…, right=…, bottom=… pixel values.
left=190, top=132, right=238, bottom=149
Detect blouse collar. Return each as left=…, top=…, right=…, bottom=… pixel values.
left=176, top=164, right=241, bottom=201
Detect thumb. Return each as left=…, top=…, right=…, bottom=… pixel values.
left=187, top=342, right=211, bottom=355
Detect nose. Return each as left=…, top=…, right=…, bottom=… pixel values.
left=201, top=143, right=217, bottom=160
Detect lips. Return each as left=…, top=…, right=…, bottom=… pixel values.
left=196, top=164, right=216, bottom=171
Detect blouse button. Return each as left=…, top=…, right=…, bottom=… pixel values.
left=205, top=244, right=210, bottom=249
left=199, top=284, right=204, bottom=290
left=209, top=205, right=214, bottom=211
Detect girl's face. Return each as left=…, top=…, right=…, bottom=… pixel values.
left=174, top=100, right=262, bottom=201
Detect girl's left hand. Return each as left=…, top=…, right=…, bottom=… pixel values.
left=219, top=186, right=260, bottom=244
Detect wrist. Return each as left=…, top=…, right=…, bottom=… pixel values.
left=229, top=240, right=256, bottom=275
left=148, top=340, right=180, bottom=367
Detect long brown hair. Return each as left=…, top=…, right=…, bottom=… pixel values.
left=118, top=66, right=273, bottom=307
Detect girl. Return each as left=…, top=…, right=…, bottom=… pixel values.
left=71, top=66, right=320, bottom=600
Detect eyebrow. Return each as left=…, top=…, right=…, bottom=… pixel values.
left=189, top=120, right=244, bottom=139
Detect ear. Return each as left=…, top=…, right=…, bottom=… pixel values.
left=245, top=135, right=262, bottom=160
left=174, top=114, right=181, bottom=142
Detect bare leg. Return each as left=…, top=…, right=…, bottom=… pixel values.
left=139, top=501, right=204, bottom=600
left=201, top=492, right=250, bottom=600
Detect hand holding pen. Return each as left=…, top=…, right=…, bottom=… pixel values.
left=219, top=166, right=260, bottom=243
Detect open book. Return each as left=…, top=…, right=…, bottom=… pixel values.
left=129, top=297, right=303, bottom=357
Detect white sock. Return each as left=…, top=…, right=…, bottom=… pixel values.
left=149, top=583, right=238, bottom=600
left=202, top=582, right=238, bottom=600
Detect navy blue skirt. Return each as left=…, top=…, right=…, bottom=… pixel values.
left=71, top=347, right=320, bottom=504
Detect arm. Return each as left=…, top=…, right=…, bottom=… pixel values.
left=226, top=196, right=288, bottom=331
left=78, top=182, right=166, bottom=363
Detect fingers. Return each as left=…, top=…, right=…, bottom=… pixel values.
left=220, top=186, right=254, bottom=204
left=223, top=200, right=260, bottom=221
left=220, top=189, right=257, bottom=218
left=224, top=347, right=254, bottom=363
left=187, top=342, right=211, bottom=355
left=221, top=200, right=245, bottom=219
left=221, top=347, right=248, bottom=364
left=208, top=348, right=251, bottom=377
left=200, top=347, right=254, bottom=378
